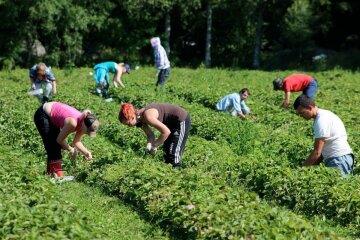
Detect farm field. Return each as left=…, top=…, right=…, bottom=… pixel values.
left=0, top=67, right=359, bottom=239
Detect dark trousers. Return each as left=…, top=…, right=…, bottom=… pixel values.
left=34, top=106, right=62, bottom=161
left=163, top=114, right=191, bottom=167
left=156, top=67, right=170, bottom=88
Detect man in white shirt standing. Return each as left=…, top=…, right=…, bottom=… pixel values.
left=293, top=95, right=354, bottom=177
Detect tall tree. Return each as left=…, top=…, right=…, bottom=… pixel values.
left=252, top=2, right=264, bottom=69
left=0, top=0, right=113, bottom=67
left=121, top=0, right=201, bottom=57
left=204, top=0, right=212, bottom=68
left=281, top=0, right=314, bottom=50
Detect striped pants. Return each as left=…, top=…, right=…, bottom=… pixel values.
left=163, top=114, right=191, bottom=167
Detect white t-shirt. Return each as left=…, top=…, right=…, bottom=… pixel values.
left=313, top=108, right=352, bottom=160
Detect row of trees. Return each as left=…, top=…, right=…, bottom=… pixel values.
left=0, top=0, right=359, bottom=70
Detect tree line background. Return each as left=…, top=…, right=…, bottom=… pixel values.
left=0, top=0, right=359, bottom=70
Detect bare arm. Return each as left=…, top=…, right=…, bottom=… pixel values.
left=282, top=91, right=291, bottom=108
left=302, top=138, right=325, bottom=166
left=141, top=124, right=156, bottom=147
left=52, top=81, right=57, bottom=95
left=143, top=109, right=171, bottom=148
left=114, top=65, right=125, bottom=88
left=56, top=118, right=77, bottom=151
left=73, top=131, right=92, bottom=160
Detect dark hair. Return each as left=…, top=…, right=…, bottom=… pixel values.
left=240, top=88, right=250, bottom=95
left=84, top=114, right=98, bottom=131
left=293, top=95, right=315, bottom=110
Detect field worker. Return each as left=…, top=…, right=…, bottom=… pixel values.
left=34, top=101, right=99, bottom=181
left=216, top=88, right=256, bottom=120
left=294, top=95, right=354, bottom=178
left=29, top=63, right=57, bottom=104
left=273, top=73, right=318, bottom=108
left=150, top=37, right=170, bottom=92
left=119, top=103, right=191, bottom=167
left=93, top=61, right=130, bottom=98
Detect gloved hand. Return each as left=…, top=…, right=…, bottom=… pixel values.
left=146, top=143, right=152, bottom=152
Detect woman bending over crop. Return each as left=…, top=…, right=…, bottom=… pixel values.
left=34, top=102, right=99, bottom=179
left=119, top=103, right=191, bottom=167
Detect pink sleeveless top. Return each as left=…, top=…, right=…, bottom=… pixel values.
left=50, top=102, right=82, bottom=131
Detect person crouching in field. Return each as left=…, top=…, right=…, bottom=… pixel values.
left=93, top=61, right=130, bottom=98
left=216, top=88, right=256, bottom=120
left=273, top=73, right=318, bottom=109
left=34, top=102, right=99, bottom=180
left=119, top=103, right=191, bottom=167
left=294, top=95, right=354, bottom=178
left=29, top=63, right=57, bottom=104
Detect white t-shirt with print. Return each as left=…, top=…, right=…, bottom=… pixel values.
left=313, top=108, right=352, bottom=160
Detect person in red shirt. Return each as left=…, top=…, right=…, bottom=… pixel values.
left=273, top=73, right=318, bottom=108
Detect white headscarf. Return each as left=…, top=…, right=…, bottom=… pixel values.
left=150, top=37, right=161, bottom=47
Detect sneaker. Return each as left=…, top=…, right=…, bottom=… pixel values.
left=50, top=175, right=74, bottom=184
left=58, top=175, right=74, bottom=183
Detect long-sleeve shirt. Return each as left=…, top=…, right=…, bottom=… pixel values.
left=216, top=93, right=250, bottom=115
left=29, top=65, right=56, bottom=84
left=153, top=45, right=170, bottom=70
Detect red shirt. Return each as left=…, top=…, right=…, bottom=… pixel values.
left=283, top=74, right=314, bottom=92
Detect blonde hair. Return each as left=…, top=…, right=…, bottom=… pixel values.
left=36, top=63, right=46, bottom=75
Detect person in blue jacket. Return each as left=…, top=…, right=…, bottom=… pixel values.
left=29, top=63, right=57, bottom=104
left=93, top=61, right=130, bottom=97
left=216, top=88, right=256, bottom=120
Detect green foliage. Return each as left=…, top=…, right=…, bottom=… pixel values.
left=0, top=0, right=359, bottom=69
left=0, top=67, right=359, bottom=238
left=0, top=146, right=103, bottom=239
left=282, top=0, right=314, bottom=49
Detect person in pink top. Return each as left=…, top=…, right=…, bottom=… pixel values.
left=273, top=73, right=318, bottom=108
left=34, top=102, right=99, bottom=179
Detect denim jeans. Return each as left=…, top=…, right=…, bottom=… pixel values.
left=324, top=153, right=354, bottom=178
left=156, top=67, right=170, bottom=88
left=303, top=79, right=318, bottom=99
left=34, top=82, right=53, bottom=102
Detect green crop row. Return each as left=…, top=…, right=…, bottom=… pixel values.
left=0, top=68, right=358, bottom=238
left=103, top=68, right=360, bottom=234
left=0, top=145, right=104, bottom=239
left=0, top=105, right=344, bottom=239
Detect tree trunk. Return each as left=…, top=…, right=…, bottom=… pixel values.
left=164, top=11, right=171, bottom=56
left=205, top=0, right=212, bottom=68
left=252, top=6, right=263, bottom=69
